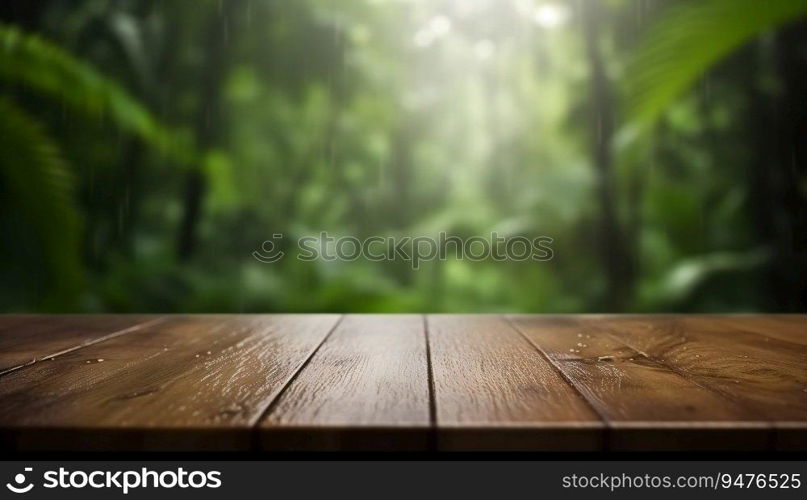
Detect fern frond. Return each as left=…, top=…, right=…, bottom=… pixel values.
left=0, top=22, right=194, bottom=164
left=0, top=97, right=83, bottom=308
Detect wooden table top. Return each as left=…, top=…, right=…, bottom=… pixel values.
left=0, top=314, right=805, bottom=452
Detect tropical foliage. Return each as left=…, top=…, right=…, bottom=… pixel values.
left=0, top=0, right=804, bottom=313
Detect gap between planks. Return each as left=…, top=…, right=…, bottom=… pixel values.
left=260, top=314, right=602, bottom=451
left=0, top=317, right=168, bottom=378
left=503, top=315, right=611, bottom=440
left=506, top=315, right=783, bottom=450
left=423, top=314, right=439, bottom=450
left=249, top=314, right=346, bottom=449
left=2, top=314, right=798, bottom=451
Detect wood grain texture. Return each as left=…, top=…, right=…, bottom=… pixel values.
left=0, top=315, right=158, bottom=375
left=0, top=314, right=340, bottom=450
left=0, top=314, right=804, bottom=452
left=700, top=315, right=807, bottom=347
left=589, top=315, right=807, bottom=449
left=259, top=315, right=430, bottom=450
left=509, top=315, right=771, bottom=450
left=427, top=315, right=603, bottom=450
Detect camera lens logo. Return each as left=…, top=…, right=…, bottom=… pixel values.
left=6, top=468, right=34, bottom=494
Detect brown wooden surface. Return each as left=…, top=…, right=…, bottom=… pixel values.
left=509, top=315, right=770, bottom=450
left=0, top=315, right=158, bottom=376
left=703, top=315, right=807, bottom=346
left=588, top=315, right=807, bottom=450
left=0, top=314, right=804, bottom=451
left=428, top=315, right=603, bottom=450
left=260, top=315, right=431, bottom=450
left=0, top=315, right=339, bottom=450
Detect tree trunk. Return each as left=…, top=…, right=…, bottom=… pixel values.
left=770, top=22, right=807, bottom=310
left=177, top=0, right=241, bottom=260
left=580, top=0, right=634, bottom=310
left=745, top=23, right=807, bottom=311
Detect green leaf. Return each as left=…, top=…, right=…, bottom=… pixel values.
left=624, top=0, right=807, bottom=126
left=0, top=22, right=194, bottom=165
left=0, top=97, right=82, bottom=308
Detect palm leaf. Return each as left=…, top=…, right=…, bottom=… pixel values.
left=0, top=97, right=82, bottom=308
left=0, top=22, right=193, bottom=164
left=624, top=0, right=807, bottom=127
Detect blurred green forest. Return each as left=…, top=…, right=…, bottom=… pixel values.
left=1, top=0, right=806, bottom=313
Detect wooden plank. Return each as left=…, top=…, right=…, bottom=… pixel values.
left=0, top=314, right=340, bottom=451
left=259, top=315, right=430, bottom=450
left=427, top=315, right=603, bottom=450
left=0, top=313, right=802, bottom=452
left=0, top=315, right=44, bottom=332
left=700, top=315, right=807, bottom=347
left=509, top=315, right=771, bottom=450
left=590, top=315, right=807, bottom=450
left=0, top=315, right=158, bottom=375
